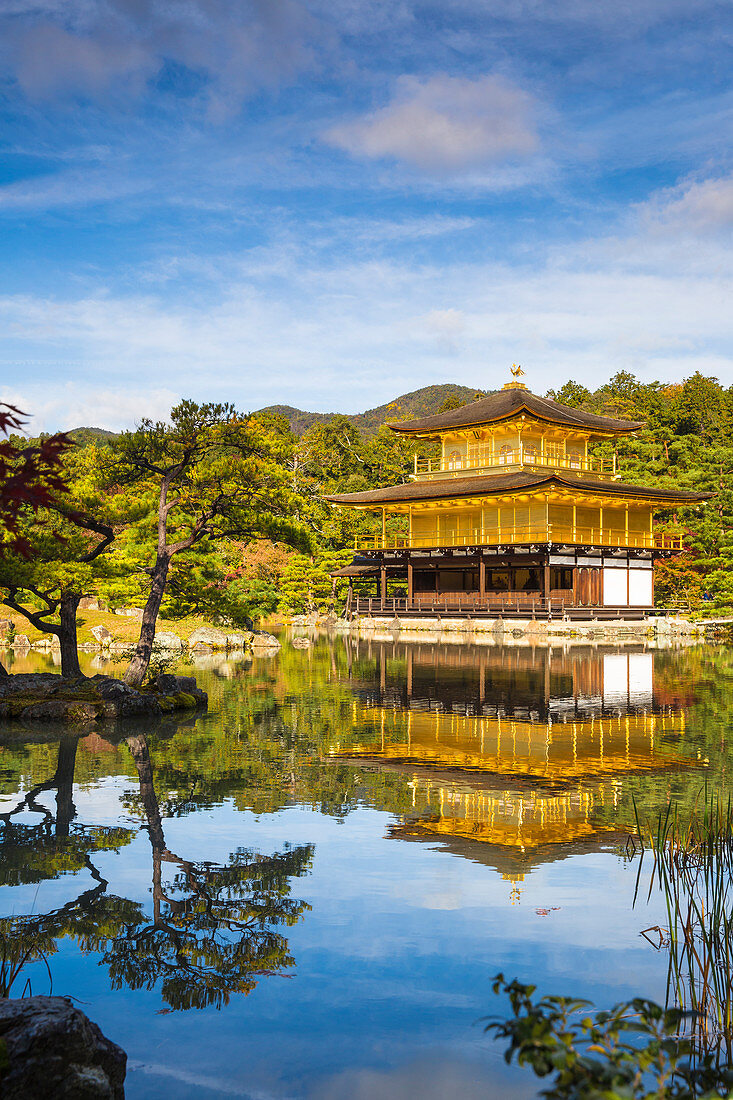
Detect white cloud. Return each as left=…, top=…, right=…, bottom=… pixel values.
left=5, top=0, right=329, bottom=110
left=324, top=74, right=540, bottom=173
left=640, top=174, right=733, bottom=234
left=0, top=380, right=178, bottom=434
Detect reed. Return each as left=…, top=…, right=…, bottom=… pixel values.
left=633, top=786, right=733, bottom=1063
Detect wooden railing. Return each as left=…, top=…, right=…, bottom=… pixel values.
left=353, top=594, right=567, bottom=616
left=356, top=526, right=683, bottom=552
left=414, top=447, right=616, bottom=480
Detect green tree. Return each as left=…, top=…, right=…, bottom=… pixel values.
left=114, top=401, right=309, bottom=688
left=0, top=442, right=123, bottom=677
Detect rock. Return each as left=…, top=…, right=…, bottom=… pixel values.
left=188, top=627, right=229, bottom=649
left=20, top=700, right=102, bottom=722
left=91, top=677, right=163, bottom=718
left=251, top=631, right=281, bottom=649
left=10, top=635, right=30, bottom=649
left=151, top=673, right=197, bottom=694
left=0, top=994, right=126, bottom=1099
left=153, top=631, right=184, bottom=650
left=291, top=637, right=310, bottom=649
left=113, top=607, right=144, bottom=621
left=78, top=597, right=107, bottom=611
left=226, top=632, right=253, bottom=649
left=91, top=625, right=113, bottom=645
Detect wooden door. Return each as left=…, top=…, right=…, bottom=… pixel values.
left=575, top=567, right=601, bottom=606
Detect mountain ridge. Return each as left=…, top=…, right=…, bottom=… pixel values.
left=259, top=383, right=486, bottom=436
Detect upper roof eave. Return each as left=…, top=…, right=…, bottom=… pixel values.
left=387, top=386, right=643, bottom=436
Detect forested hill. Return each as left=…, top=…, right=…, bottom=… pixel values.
left=259, top=383, right=486, bottom=437
left=68, top=426, right=119, bottom=445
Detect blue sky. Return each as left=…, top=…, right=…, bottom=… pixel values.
left=1, top=0, right=732, bottom=431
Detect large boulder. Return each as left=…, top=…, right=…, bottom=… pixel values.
left=0, top=995, right=126, bottom=1099
left=91, top=625, right=113, bottom=645
left=78, top=597, right=107, bottom=611
left=188, top=627, right=229, bottom=649
left=226, top=632, right=254, bottom=649
left=153, top=631, right=184, bottom=650
left=11, top=635, right=30, bottom=649
left=113, top=607, right=144, bottom=621
left=251, top=631, right=281, bottom=649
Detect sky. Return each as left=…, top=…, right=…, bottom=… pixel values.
left=0, top=0, right=732, bottom=432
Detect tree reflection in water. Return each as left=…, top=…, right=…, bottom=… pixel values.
left=113, top=732, right=313, bottom=1010
left=0, top=733, right=138, bottom=993
left=0, top=730, right=314, bottom=1011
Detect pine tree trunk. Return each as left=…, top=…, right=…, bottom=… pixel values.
left=59, top=592, right=83, bottom=679
left=123, top=553, right=170, bottom=688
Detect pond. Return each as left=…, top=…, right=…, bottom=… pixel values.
left=1, top=633, right=731, bottom=1099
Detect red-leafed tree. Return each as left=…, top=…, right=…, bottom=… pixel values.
left=0, top=404, right=71, bottom=555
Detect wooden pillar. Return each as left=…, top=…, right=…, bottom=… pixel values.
left=380, top=561, right=387, bottom=609
left=479, top=555, right=486, bottom=601
left=381, top=507, right=386, bottom=549
left=407, top=557, right=414, bottom=608
left=599, top=504, right=604, bottom=547
left=625, top=503, right=629, bottom=548
left=544, top=559, right=551, bottom=611
left=572, top=502, right=577, bottom=543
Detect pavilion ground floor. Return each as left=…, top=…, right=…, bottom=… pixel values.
left=336, top=544, right=666, bottom=620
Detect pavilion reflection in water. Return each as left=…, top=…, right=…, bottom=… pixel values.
left=332, top=640, right=701, bottom=881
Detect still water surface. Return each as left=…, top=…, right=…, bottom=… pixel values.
left=1, top=634, right=731, bottom=1098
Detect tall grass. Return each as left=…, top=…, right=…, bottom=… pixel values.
left=632, top=787, right=733, bottom=1063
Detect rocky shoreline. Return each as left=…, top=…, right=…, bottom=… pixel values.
left=0, top=623, right=281, bottom=660
left=0, top=672, right=208, bottom=724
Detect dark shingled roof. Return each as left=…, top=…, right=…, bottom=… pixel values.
left=325, top=471, right=711, bottom=507
left=388, top=385, right=643, bottom=435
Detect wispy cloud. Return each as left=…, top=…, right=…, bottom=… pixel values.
left=324, top=74, right=540, bottom=174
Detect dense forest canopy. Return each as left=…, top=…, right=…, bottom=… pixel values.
left=3, top=369, right=733, bottom=626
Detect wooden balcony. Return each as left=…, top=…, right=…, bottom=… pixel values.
left=355, top=525, right=683, bottom=553
left=414, top=446, right=616, bottom=481
left=351, top=595, right=647, bottom=620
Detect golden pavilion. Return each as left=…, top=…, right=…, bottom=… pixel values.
left=327, top=373, right=709, bottom=617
